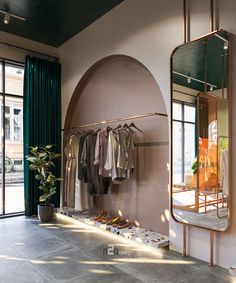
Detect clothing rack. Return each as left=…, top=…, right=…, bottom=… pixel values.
left=62, top=112, right=168, bottom=133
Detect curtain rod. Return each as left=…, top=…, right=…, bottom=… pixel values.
left=62, top=112, right=168, bottom=132
left=0, top=40, right=59, bottom=61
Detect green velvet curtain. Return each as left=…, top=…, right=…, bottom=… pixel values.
left=23, top=56, right=61, bottom=216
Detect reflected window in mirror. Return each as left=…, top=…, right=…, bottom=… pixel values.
left=173, top=101, right=196, bottom=184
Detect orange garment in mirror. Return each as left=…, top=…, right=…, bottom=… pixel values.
left=198, top=138, right=218, bottom=192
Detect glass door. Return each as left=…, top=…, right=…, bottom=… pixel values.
left=0, top=62, right=24, bottom=216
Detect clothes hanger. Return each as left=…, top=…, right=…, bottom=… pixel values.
left=114, top=124, right=122, bottom=130
left=122, top=123, right=130, bottom=133
left=95, top=128, right=101, bottom=134
left=129, top=121, right=142, bottom=133
left=113, top=124, right=122, bottom=133
left=106, top=126, right=112, bottom=132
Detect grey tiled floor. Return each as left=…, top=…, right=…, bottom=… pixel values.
left=0, top=216, right=233, bottom=283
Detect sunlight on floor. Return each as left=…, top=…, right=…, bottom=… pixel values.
left=79, top=260, right=121, bottom=265
left=113, top=258, right=196, bottom=264
left=88, top=269, right=114, bottom=274
left=0, top=255, right=25, bottom=261
left=31, top=259, right=65, bottom=265
left=0, top=254, right=67, bottom=265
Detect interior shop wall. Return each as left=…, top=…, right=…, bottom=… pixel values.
left=0, top=31, right=58, bottom=63
left=59, top=0, right=236, bottom=268
left=68, top=56, right=169, bottom=235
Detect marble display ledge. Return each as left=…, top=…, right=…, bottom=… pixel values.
left=56, top=207, right=169, bottom=249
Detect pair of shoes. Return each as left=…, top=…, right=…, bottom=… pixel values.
left=101, top=217, right=114, bottom=224
left=94, top=210, right=107, bottom=221
left=106, top=217, right=121, bottom=225
left=101, top=216, right=117, bottom=224
left=97, top=216, right=109, bottom=223
left=112, top=220, right=128, bottom=227
left=116, top=222, right=133, bottom=229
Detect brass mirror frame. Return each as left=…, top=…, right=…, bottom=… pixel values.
left=170, top=30, right=232, bottom=232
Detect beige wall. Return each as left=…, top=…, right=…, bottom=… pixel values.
left=0, top=30, right=58, bottom=63
left=59, top=0, right=236, bottom=268
left=67, top=56, right=169, bottom=235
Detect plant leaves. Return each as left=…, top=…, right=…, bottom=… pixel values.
left=39, top=194, right=47, bottom=202
left=41, top=168, right=46, bottom=179
left=29, top=164, right=38, bottom=170
left=45, top=144, right=54, bottom=149
left=30, top=146, right=38, bottom=152
left=39, top=188, right=57, bottom=202
left=39, top=185, right=46, bottom=191
left=55, top=178, right=64, bottom=181
left=27, top=144, right=62, bottom=199
left=26, top=157, right=39, bottom=163
left=39, top=152, right=47, bottom=158
left=35, top=174, right=43, bottom=181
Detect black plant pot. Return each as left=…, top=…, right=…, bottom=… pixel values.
left=38, top=204, right=55, bottom=223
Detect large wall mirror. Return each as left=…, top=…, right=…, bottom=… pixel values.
left=170, top=30, right=231, bottom=231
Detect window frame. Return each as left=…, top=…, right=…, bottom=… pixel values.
left=0, top=59, right=24, bottom=217
left=173, top=100, right=196, bottom=183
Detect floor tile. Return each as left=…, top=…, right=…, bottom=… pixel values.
left=30, top=247, right=112, bottom=282
left=0, top=247, right=29, bottom=273
left=69, top=266, right=145, bottom=283
left=0, top=216, right=232, bottom=283
left=0, top=262, right=52, bottom=283
left=179, top=267, right=232, bottom=283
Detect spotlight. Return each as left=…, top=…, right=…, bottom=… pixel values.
left=0, top=10, right=25, bottom=25
left=223, top=41, right=228, bottom=50
left=4, top=13, right=10, bottom=24
left=187, top=77, right=191, bottom=84
left=210, top=85, right=213, bottom=91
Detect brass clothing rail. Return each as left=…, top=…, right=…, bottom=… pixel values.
left=62, top=112, right=168, bottom=132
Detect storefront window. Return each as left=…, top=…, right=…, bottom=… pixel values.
left=0, top=62, right=24, bottom=215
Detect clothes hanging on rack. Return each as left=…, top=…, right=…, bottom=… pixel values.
left=75, top=134, right=89, bottom=210
left=77, top=130, right=93, bottom=182
left=81, top=132, right=110, bottom=195
left=64, top=134, right=78, bottom=207
left=64, top=125, right=137, bottom=204
left=63, top=112, right=168, bottom=207
left=94, top=128, right=111, bottom=177
left=105, top=129, right=132, bottom=184
left=220, top=148, right=228, bottom=195
left=117, top=128, right=135, bottom=170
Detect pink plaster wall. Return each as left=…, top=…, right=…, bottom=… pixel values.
left=67, top=56, right=169, bottom=235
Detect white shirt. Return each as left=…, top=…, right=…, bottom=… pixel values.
left=220, top=149, right=228, bottom=195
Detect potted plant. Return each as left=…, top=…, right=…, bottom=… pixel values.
left=26, top=144, right=62, bottom=222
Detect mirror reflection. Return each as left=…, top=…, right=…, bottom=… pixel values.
left=171, top=30, right=230, bottom=231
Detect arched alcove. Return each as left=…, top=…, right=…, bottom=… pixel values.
left=64, top=55, right=169, bottom=234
